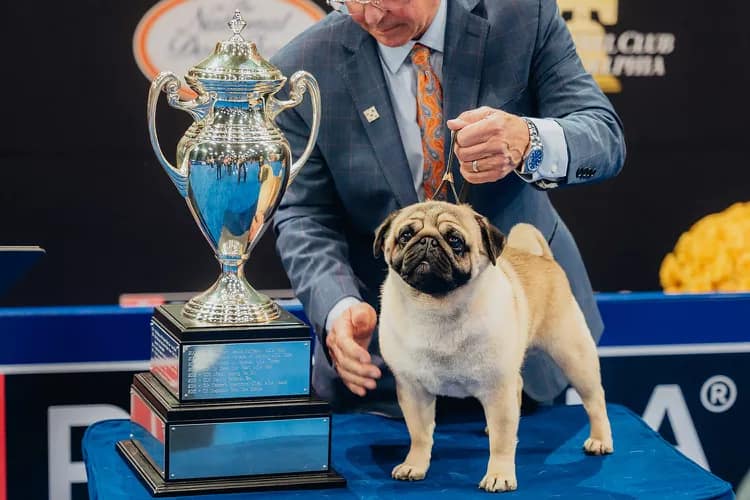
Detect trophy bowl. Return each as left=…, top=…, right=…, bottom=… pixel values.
left=147, top=10, right=320, bottom=324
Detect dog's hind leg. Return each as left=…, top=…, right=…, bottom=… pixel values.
left=539, top=300, right=614, bottom=455
left=392, top=379, right=436, bottom=481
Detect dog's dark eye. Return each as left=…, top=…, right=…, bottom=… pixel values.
left=398, top=229, right=414, bottom=245
left=447, top=234, right=465, bottom=252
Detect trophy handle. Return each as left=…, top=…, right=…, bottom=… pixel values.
left=147, top=72, right=217, bottom=197
left=267, top=71, right=321, bottom=186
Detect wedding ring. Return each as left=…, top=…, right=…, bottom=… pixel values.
left=471, top=160, right=479, bottom=173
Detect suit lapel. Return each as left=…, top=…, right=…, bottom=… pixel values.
left=442, top=0, right=489, bottom=194
left=338, top=23, right=418, bottom=208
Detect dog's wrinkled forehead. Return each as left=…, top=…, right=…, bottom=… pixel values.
left=390, top=201, right=479, bottom=237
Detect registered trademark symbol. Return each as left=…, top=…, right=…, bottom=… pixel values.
left=700, top=375, right=737, bottom=413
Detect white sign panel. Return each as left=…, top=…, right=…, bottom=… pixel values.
left=134, top=0, right=325, bottom=97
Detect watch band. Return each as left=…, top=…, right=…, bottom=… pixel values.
left=518, top=118, right=544, bottom=175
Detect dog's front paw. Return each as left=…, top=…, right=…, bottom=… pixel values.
left=583, top=437, right=614, bottom=455
left=479, top=471, right=517, bottom=493
left=392, top=461, right=428, bottom=481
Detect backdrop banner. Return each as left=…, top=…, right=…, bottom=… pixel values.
left=2, top=0, right=749, bottom=306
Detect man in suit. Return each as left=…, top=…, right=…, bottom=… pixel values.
left=271, top=0, right=625, bottom=416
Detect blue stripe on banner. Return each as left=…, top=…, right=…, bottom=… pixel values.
left=0, top=306, right=153, bottom=365
left=0, top=303, right=309, bottom=365
left=596, top=292, right=750, bottom=346
left=596, top=291, right=750, bottom=302
left=0, top=293, right=747, bottom=364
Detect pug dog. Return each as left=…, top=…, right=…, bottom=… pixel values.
left=373, top=200, right=613, bottom=493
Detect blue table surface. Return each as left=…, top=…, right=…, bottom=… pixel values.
left=83, top=404, right=734, bottom=499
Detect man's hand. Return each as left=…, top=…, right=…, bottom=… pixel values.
left=446, top=106, right=530, bottom=184
left=326, top=302, right=381, bottom=396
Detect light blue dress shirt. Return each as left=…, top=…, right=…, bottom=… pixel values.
left=325, top=0, right=570, bottom=332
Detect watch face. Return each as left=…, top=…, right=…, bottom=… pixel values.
left=526, top=148, right=543, bottom=172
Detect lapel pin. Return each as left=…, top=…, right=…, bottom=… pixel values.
left=363, top=106, right=380, bottom=123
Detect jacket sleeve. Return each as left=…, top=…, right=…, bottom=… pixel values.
left=530, top=0, right=626, bottom=187
left=272, top=102, right=363, bottom=343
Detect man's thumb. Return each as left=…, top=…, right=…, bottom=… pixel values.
left=351, top=303, right=376, bottom=336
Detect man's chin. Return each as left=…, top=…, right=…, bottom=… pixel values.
left=372, top=27, right=410, bottom=47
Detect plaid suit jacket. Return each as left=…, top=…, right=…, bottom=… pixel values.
left=271, top=0, right=625, bottom=412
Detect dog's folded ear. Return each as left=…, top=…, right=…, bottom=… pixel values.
left=475, top=215, right=506, bottom=265
left=373, top=210, right=400, bottom=259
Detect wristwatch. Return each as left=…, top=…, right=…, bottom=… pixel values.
left=517, top=118, right=544, bottom=175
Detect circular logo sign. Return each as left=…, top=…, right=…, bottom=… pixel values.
left=700, top=375, right=737, bottom=413
left=133, top=0, right=325, bottom=98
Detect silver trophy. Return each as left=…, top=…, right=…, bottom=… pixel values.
left=147, top=10, right=320, bottom=324
left=118, top=12, right=345, bottom=495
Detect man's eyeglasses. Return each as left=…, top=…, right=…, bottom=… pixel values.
left=327, top=0, right=408, bottom=14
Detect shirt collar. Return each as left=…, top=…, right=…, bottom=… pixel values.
left=378, top=0, right=447, bottom=75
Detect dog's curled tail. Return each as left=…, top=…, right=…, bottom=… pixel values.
left=507, top=223, right=553, bottom=259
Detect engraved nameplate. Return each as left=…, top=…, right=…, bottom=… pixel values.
left=181, top=340, right=311, bottom=400
left=168, top=417, right=330, bottom=479
left=150, top=321, right=179, bottom=394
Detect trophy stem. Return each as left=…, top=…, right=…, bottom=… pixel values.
left=182, top=264, right=281, bottom=324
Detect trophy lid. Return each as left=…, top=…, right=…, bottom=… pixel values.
left=187, top=10, right=283, bottom=82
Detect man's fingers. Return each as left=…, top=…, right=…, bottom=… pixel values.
left=335, top=345, right=380, bottom=379
left=328, top=340, right=344, bottom=368
left=337, top=365, right=377, bottom=390
left=454, top=137, right=503, bottom=163
left=447, top=106, right=497, bottom=132
left=460, top=164, right=512, bottom=184
left=458, top=116, right=506, bottom=148
left=332, top=338, right=378, bottom=377
left=338, top=332, right=371, bottom=363
left=453, top=106, right=494, bottom=126
left=343, top=380, right=367, bottom=397
left=330, top=341, right=378, bottom=397
left=327, top=302, right=380, bottom=397
left=446, top=117, right=469, bottom=131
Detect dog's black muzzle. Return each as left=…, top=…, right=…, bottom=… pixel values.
left=400, top=236, right=466, bottom=295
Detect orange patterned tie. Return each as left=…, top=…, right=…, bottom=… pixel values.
left=411, top=43, right=445, bottom=200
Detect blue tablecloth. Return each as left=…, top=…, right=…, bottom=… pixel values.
left=83, top=404, right=734, bottom=499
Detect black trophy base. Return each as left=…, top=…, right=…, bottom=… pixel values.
left=117, top=439, right=346, bottom=497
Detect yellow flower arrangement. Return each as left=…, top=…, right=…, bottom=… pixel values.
left=660, top=202, right=750, bottom=293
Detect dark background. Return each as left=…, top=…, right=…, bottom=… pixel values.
left=1, top=0, right=749, bottom=306
left=4, top=371, right=134, bottom=500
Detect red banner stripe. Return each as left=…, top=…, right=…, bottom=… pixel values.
left=131, top=391, right=165, bottom=443
left=0, top=374, right=6, bottom=500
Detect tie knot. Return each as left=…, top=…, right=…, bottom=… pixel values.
left=410, top=43, right=431, bottom=70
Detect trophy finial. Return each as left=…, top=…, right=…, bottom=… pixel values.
left=228, top=10, right=247, bottom=41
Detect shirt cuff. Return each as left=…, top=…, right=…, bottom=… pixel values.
left=324, top=296, right=363, bottom=333
left=518, top=118, right=569, bottom=183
